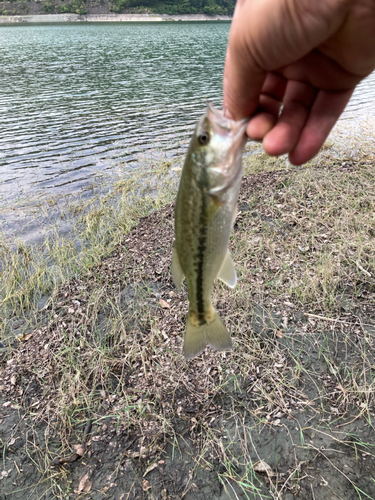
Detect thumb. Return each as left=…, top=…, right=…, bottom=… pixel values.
left=223, top=0, right=268, bottom=120
left=223, top=40, right=266, bottom=120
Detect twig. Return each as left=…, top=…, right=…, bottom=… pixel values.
left=335, top=411, right=365, bottom=429
left=305, top=313, right=351, bottom=325
left=356, top=260, right=372, bottom=277
left=311, top=483, right=316, bottom=500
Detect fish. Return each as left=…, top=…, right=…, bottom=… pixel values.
left=172, top=104, right=248, bottom=359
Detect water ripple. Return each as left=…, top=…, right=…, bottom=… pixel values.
left=0, top=22, right=374, bottom=209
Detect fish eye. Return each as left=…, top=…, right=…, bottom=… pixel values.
left=198, top=132, right=210, bottom=145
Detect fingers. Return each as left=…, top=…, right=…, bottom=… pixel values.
left=262, top=80, right=317, bottom=155
left=288, top=88, right=354, bottom=165
left=251, top=79, right=354, bottom=165
left=246, top=73, right=287, bottom=140
left=282, top=50, right=362, bottom=91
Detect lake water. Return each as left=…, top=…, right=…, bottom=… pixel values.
left=1, top=22, right=375, bottom=239
left=0, top=22, right=229, bottom=206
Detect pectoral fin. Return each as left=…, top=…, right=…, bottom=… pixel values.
left=172, top=246, right=185, bottom=291
left=217, top=250, right=237, bottom=288
left=204, top=195, right=223, bottom=224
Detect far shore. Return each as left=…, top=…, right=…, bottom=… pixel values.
left=0, top=13, right=232, bottom=24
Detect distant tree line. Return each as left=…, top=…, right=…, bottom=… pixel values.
left=42, top=0, right=86, bottom=14
left=110, top=0, right=235, bottom=15
left=0, top=0, right=234, bottom=16
left=0, top=0, right=87, bottom=15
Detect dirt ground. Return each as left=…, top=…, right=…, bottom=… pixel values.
left=1, top=161, right=375, bottom=499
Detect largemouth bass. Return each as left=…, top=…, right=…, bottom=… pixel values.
left=172, top=104, right=248, bottom=359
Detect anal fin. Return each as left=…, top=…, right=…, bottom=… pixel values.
left=217, top=249, right=237, bottom=288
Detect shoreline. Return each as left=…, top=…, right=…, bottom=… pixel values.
left=0, top=13, right=232, bottom=24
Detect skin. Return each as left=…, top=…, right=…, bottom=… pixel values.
left=223, top=0, right=375, bottom=165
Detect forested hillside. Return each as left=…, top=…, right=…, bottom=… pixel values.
left=0, top=0, right=235, bottom=16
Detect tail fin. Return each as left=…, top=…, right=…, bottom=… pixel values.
left=184, top=310, right=232, bottom=359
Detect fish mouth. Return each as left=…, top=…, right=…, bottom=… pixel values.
left=207, top=103, right=248, bottom=147
left=206, top=104, right=249, bottom=194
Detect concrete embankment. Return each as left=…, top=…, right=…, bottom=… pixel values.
left=0, top=13, right=232, bottom=23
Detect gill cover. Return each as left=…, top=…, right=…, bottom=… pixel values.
left=193, top=104, right=248, bottom=194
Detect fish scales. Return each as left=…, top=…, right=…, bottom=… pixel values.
left=172, top=104, right=248, bottom=359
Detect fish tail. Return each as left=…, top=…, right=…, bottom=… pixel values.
left=184, top=310, right=232, bottom=359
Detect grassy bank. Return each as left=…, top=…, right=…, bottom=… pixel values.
left=1, top=140, right=375, bottom=499
left=0, top=154, right=180, bottom=342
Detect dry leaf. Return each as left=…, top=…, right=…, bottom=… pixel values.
left=159, top=299, right=170, bottom=309
left=142, top=479, right=151, bottom=491
left=75, top=472, right=92, bottom=493
left=298, top=245, right=309, bottom=253
left=143, top=462, right=158, bottom=477
left=1, top=469, right=12, bottom=479
left=254, top=460, right=272, bottom=473
left=73, top=444, right=85, bottom=456
left=18, top=332, right=33, bottom=342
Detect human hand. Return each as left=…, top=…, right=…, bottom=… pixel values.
left=224, top=0, right=375, bottom=165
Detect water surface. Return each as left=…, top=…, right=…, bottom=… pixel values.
left=0, top=22, right=231, bottom=205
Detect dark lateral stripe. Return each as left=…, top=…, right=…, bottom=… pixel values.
left=196, top=195, right=207, bottom=315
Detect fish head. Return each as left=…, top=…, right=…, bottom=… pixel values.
left=189, top=104, right=248, bottom=194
